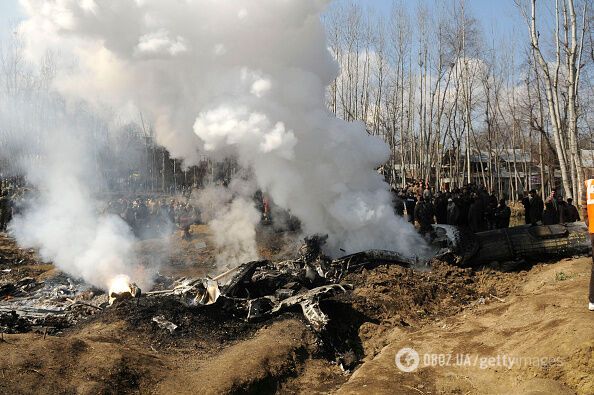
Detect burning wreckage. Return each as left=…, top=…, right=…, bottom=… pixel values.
left=1, top=223, right=591, bottom=335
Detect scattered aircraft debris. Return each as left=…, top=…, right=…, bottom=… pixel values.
left=432, top=222, right=591, bottom=267
left=1, top=223, right=591, bottom=335
left=152, top=315, right=178, bottom=333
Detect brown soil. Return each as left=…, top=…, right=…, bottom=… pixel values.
left=136, top=224, right=300, bottom=280
left=0, top=234, right=48, bottom=286
left=339, top=258, right=594, bottom=395
left=1, top=231, right=593, bottom=394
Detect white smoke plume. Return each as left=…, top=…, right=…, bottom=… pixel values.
left=17, top=0, right=429, bottom=259
left=193, top=182, right=260, bottom=268
left=209, top=198, right=260, bottom=268
left=1, top=95, right=155, bottom=291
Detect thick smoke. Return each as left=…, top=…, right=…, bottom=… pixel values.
left=17, top=0, right=428, bottom=259
left=193, top=180, right=260, bottom=268
left=1, top=95, right=155, bottom=291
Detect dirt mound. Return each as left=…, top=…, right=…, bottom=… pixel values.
left=0, top=320, right=166, bottom=395
left=335, top=261, right=525, bottom=360
left=338, top=258, right=594, bottom=395
left=154, top=319, right=319, bottom=394
left=0, top=316, right=321, bottom=395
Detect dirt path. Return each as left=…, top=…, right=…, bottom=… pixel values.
left=338, top=258, right=594, bottom=395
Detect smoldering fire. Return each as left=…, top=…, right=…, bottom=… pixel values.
left=108, top=275, right=141, bottom=305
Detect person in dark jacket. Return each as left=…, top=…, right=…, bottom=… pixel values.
left=458, top=195, right=471, bottom=227
left=468, top=196, right=485, bottom=233
left=414, top=196, right=434, bottom=234
left=393, top=190, right=405, bottom=217
left=543, top=191, right=560, bottom=224
left=557, top=197, right=567, bottom=223
left=543, top=200, right=559, bottom=225
left=434, top=193, right=448, bottom=224
left=528, top=189, right=544, bottom=226
left=404, top=193, right=417, bottom=224
left=495, top=199, right=511, bottom=228
left=565, top=198, right=580, bottom=222
left=487, top=192, right=498, bottom=229
left=0, top=191, right=11, bottom=232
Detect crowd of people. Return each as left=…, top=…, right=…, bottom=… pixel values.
left=392, top=181, right=581, bottom=235
left=103, top=197, right=200, bottom=239
left=0, top=179, right=290, bottom=239
left=0, top=176, right=585, bottom=239
left=520, top=189, right=580, bottom=226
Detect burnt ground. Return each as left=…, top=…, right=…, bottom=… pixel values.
left=0, top=234, right=52, bottom=285
left=0, top=227, right=593, bottom=394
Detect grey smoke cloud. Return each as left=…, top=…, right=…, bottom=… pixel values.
left=1, top=94, right=155, bottom=291
left=17, top=0, right=428, bottom=263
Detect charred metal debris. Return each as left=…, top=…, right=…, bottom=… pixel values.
left=1, top=222, right=590, bottom=335
left=144, top=234, right=416, bottom=332
left=0, top=234, right=418, bottom=335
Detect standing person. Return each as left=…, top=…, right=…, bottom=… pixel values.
left=557, top=196, right=567, bottom=223
left=495, top=199, right=511, bottom=229
left=262, top=195, right=271, bottom=223
left=0, top=191, right=11, bottom=232
left=565, top=198, right=580, bottom=222
left=580, top=179, right=594, bottom=311
left=486, top=192, right=498, bottom=229
left=434, top=192, right=448, bottom=224
left=447, top=198, right=460, bottom=225
left=521, top=191, right=531, bottom=224
left=135, top=199, right=149, bottom=233
left=528, top=189, right=544, bottom=226
left=404, top=193, right=417, bottom=224
left=468, top=196, right=485, bottom=233
left=543, top=200, right=559, bottom=225
left=180, top=203, right=194, bottom=240
left=414, top=196, right=434, bottom=235
left=543, top=191, right=560, bottom=224
left=392, top=189, right=405, bottom=217
left=167, top=200, right=176, bottom=224
left=422, top=182, right=431, bottom=201
left=458, top=193, right=470, bottom=227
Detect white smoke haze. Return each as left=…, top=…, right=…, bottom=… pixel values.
left=193, top=178, right=260, bottom=268
left=16, top=0, right=429, bottom=263
left=209, top=197, right=260, bottom=268
left=1, top=95, right=156, bottom=291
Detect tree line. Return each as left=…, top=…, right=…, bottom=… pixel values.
left=324, top=0, right=594, bottom=201
left=1, top=1, right=593, bottom=201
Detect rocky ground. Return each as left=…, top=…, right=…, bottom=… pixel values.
left=0, top=227, right=593, bottom=394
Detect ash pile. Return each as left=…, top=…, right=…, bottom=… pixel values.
left=0, top=235, right=416, bottom=335
left=0, top=274, right=106, bottom=334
